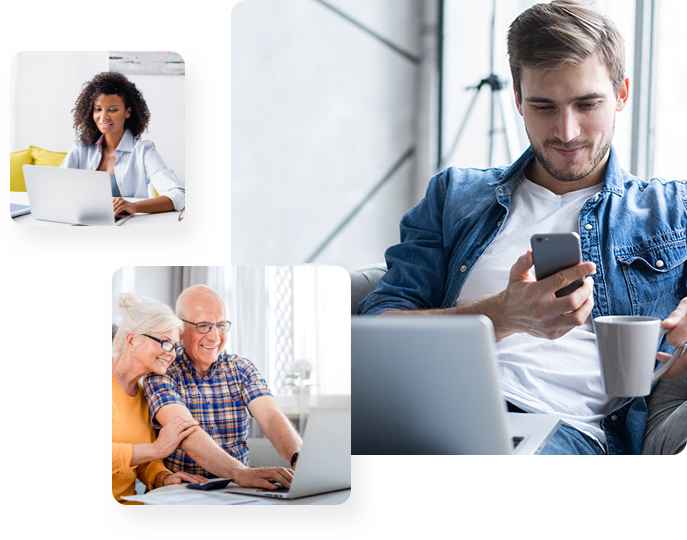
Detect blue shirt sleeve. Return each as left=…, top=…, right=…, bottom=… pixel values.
left=358, top=169, right=451, bottom=315
left=234, top=357, right=273, bottom=412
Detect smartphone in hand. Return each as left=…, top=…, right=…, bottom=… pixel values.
left=530, top=232, right=584, bottom=297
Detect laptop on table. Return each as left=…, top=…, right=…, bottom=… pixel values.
left=23, top=165, right=133, bottom=226
left=222, top=407, right=351, bottom=499
left=351, top=316, right=560, bottom=455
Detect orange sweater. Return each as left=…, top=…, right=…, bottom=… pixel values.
left=112, top=375, right=169, bottom=504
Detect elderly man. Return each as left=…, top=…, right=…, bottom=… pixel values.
left=144, top=285, right=301, bottom=490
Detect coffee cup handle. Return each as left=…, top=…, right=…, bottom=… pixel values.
left=653, top=328, right=687, bottom=381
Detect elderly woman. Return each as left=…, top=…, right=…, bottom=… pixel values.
left=112, top=293, right=206, bottom=504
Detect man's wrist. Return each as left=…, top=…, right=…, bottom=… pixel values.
left=488, top=291, right=516, bottom=341
left=228, top=461, right=248, bottom=478
left=290, top=452, right=299, bottom=468
left=451, top=291, right=515, bottom=342
left=155, top=471, right=172, bottom=488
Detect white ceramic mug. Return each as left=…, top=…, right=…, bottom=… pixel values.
left=594, top=316, right=686, bottom=397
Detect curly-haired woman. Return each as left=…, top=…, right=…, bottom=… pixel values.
left=61, top=71, right=184, bottom=215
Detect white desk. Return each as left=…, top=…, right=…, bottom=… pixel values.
left=122, top=482, right=351, bottom=505
left=10, top=191, right=183, bottom=226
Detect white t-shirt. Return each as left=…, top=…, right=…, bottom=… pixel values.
left=455, top=178, right=623, bottom=447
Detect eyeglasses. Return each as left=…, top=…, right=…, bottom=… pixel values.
left=181, top=319, right=231, bottom=334
left=142, top=334, right=184, bottom=356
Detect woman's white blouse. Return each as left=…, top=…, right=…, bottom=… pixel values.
left=60, top=129, right=185, bottom=211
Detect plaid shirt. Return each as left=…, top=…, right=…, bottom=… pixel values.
left=143, top=351, right=272, bottom=477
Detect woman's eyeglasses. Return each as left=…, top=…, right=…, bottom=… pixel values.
left=142, top=334, right=184, bottom=356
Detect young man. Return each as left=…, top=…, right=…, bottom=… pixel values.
left=358, top=0, right=687, bottom=455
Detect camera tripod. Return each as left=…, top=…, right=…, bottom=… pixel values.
left=440, top=0, right=520, bottom=170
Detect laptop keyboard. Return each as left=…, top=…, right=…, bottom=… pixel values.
left=258, top=484, right=290, bottom=494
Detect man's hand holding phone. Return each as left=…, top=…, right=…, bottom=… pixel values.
left=382, top=232, right=594, bottom=341
left=492, top=250, right=595, bottom=341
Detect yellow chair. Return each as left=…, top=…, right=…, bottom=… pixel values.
left=10, top=146, right=67, bottom=192
left=147, top=183, right=160, bottom=198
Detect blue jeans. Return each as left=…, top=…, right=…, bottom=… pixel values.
left=507, top=401, right=606, bottom=455
left=539, top=423, right=606, bottom=455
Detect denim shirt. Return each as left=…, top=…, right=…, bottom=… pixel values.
left=359, top=146, right=687, bottom=454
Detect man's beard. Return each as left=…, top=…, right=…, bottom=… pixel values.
left=526, top=121, right=614, bottom=183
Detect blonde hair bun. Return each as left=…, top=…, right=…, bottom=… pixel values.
left=119, top=292, right=142, bottom=311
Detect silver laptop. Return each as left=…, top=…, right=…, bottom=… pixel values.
left=23, top=164, right=132, bottom=226
left=351, top=316, right=560, bottom=455
left=223, top=407, right=351, bottom=499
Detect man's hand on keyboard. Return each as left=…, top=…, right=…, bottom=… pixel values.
left=233, top=466, right=294, bottom=490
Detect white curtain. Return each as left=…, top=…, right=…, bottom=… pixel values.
left=267, top=266, right=350, bottom=399
left=112, top=267, right=136, bottom=324
left=172, top=266, right=213, bottom=302
left=215, top=267, right=269, bottom=376
left=191, top=266, right=350, bottom=402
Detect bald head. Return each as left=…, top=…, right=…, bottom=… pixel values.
left=176, top=284, right=225, bottom=320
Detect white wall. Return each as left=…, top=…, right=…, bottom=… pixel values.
left=231, top=0, right=426, bottom=269
left=230, top=0, right=637, bottom=270
left=10, top=51, right=185, bottom=185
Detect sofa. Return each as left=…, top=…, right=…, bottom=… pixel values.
left=11, top=146, right=166, bottom=201
left=349, top=263, right=387, bottom=314
left=10, top=146, right=67, bottom=192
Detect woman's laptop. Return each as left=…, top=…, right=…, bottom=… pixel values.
left=223, top=407, right=351, bottom=499
left=23, top=165, right=132, bottom=226
left=351, top=316, right=560, bottom=455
